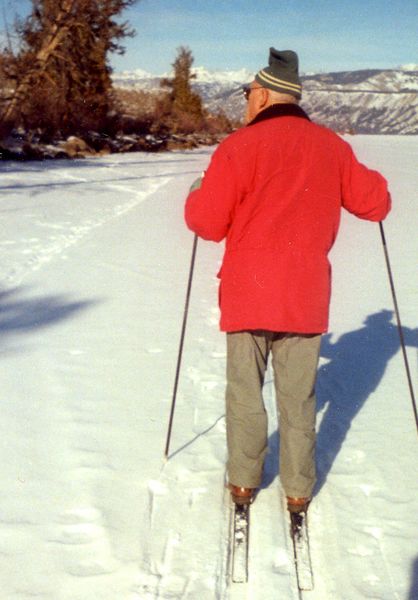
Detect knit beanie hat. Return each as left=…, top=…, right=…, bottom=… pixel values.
left=255, top=48, right=302, bottom=99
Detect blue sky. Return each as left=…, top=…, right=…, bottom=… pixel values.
left=5, top=0, right=418, bottom=74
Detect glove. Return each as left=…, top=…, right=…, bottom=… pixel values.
left=189, top=171, right=206, bottom=193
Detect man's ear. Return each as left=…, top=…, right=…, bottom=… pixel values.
left=258, top=87, right=270, bottom=110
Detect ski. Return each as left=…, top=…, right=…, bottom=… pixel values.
left=229, top=502, right=250, bottom=583
left=289, top=510, right=314, bottom=592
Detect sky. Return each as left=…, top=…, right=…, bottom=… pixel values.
left=3, top=0, right=418, bottom=75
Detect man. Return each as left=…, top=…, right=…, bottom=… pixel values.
left=184, top=48, right=391, bottom=513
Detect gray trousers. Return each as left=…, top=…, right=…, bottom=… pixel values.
left=226, top=331, right=322, bottom=498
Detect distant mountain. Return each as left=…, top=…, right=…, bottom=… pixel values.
left=112, top=66, right=418, bottom=134
left=301, top=69, right=418, bottom=134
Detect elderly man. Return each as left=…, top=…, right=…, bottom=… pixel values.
left=185, top=48, right=391, bottom=513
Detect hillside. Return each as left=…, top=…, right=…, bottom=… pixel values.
left=113, top=66, right=418, bottom=134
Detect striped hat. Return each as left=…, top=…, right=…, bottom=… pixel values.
left=255, top=48, right=302, bottom=99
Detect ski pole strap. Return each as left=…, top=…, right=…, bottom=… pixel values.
left=379, top=222, right=418, bottom=435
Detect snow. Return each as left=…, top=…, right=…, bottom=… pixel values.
left=113, top=66, right=253, bottom=88
left=0, top=137, right=417, bottom=599
left=400, top=64, right=418, bottom=71
left=191, top=66, right=253, bottom=85
left=114, top=68, right=157, bottom=80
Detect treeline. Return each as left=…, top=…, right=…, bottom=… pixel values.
left=0, top=0, right=233, bottom=154
left=115, top=46, right=234, bottom=138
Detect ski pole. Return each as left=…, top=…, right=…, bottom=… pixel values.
left=378, top=221, right=418, bottom=434
left=164, top=234, right=199, bottom=459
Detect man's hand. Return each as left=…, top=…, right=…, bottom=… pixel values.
left=189, top=171, right=206, bottom=193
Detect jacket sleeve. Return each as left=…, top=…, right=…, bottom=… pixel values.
left=184, top=143, right=241, bottom=242
left=340, top=142, right=391, bottom=221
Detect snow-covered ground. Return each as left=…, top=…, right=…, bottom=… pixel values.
left=0, top=136, right=416, bottom=600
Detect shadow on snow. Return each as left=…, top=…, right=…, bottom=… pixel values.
left=0, top=152, right=210, bottom=176
left=0, top=286, right=97, bottom=349
left=262, top=310, right=418, bottom=492
left=409, top=556, right=418, bottom=600
left=0, top=170, right=201, bottom=195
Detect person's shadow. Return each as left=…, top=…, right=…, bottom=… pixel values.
left=409, top=556, right=418, bottom=600
left=0, top=286, right=96, bottom=353
left=262, top=310, right=418, bottom=492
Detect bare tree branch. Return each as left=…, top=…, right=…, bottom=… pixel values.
left=0, top=0, right=77, bottom=124
left=0, top=0, right=138, bottom=131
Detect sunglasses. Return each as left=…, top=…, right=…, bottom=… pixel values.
left=242, top=85, right=264, bottom=101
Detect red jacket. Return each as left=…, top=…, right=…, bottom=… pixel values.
left=185, top=104, right=391, bottom=333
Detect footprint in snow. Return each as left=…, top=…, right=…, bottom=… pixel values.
left=50, top=506, right=104, bottom=546
left=364, top=526, right=383, bottom=540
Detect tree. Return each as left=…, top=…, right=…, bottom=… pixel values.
left=0, top=0, right=138, bottom=135
left=161, top=46, right=205, bottom=132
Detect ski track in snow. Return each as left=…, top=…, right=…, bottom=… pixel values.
left=0, top=153, right=199, bottom=287
left=0, top=138, right=417, bottom=600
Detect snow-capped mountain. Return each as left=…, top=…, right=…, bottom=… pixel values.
left=301, top=69, right=418, bottom=134
left=113, top=65, right=252, bottom=96
left=190, top=66, right=254, bottom=85
left=112, top=67, right=418, bottom=134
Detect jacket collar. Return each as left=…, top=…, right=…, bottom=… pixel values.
left=248, top=103, right=310, bottom=126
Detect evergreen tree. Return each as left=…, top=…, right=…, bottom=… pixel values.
left=0, top=0, right=138, bottom=135
left=162, top=46, right=205, bottom=132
